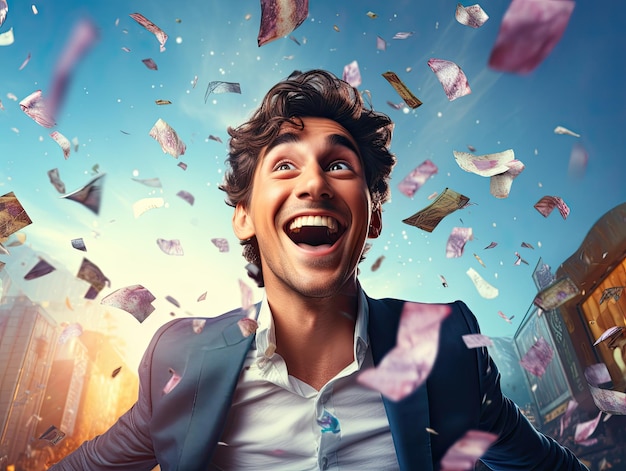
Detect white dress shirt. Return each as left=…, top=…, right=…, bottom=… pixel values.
left=210, top=288, right=399, bottom=470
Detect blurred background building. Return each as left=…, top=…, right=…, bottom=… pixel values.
left=0, top=248, right=138, bottom=471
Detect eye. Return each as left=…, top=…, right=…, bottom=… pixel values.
left=274, top=161, right=296, bottom=171
left=328, top=161, right=351, bottom=172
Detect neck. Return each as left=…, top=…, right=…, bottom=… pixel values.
left=265, top=282, right=360, bottom=390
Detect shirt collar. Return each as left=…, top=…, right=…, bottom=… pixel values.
left=254, top=284, right=370, bottom=365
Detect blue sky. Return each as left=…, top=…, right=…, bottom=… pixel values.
left=1, top=0, right=624, bottom=362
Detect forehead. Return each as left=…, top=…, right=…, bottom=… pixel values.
left=264, top=117, right=360, bottom=156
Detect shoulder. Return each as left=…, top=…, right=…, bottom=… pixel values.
left=140, top=306, right=252, bottom=367
left=152, top=306, right=249, bottom=340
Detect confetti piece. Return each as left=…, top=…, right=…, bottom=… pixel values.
left=466, top=267, right=499, bottom=299
left=599, top=287, right=624, bottom=306
left=393, top=31, right=414, bottom=40
left=18, top=52, right=31, bottom=71
left=132, top=177, right=162, bottom=188
left=484, top=242, right=497, bottom=250
left=58, top=323, right=83, bottom=344
left=192, top=319, right=206, bottom=333
left=593, top=326, right=624, bottom=347
left=50, top=131, right=71, bottom=159
left=342, top=60, right=362, bottom=88
left=163, top=368, right=181, bottom=394
left=238, top=317, right=258, bottom=337
left=257, top=0, right=308, bottom=46
left=39, top=425, right=66, bottom=445
left=382, top=71, right=423, bottom=109
left=584, top=363, right=626, bottom=415
left=554, top=125, right=580, bottom=137
left=157, top=238, right=184, bottom=256
left=77, top=257, right=110, bottom=299
left=111, top=366, right=122, bottom=378
left=0, top=27, right=14, bottom=46
left=427, top=58, right=471, bottom=101
left=403, top=188, right=470, bottom=233
left=101, top=284, right=156, bottom=322
left=176, top=190, right=194, bottom=205
left=376, top=36, right=386, bottom=51
left=166, top=295, right=180, bottom=308
left=208, top=135, right=222, bottom=143
left=47, top=168, right=66, bottom=193
left=473, top=253, right=486, bottom=268
left=211, top=238, right=230, bottom=253
left=133, top=197, right=165, bottom=218
left=155, top=99, right=171, bottom=105
left=61, top=173, right=106, bottom=215
left=317, top=409, right=340, bottom=433
left=519, top=337, right=553, bottom=377
left=439, top=275, right=448, bottom=287
left=367, top=11, right=378, bottom=19
left=0, top=0, right=7, bottom=28
left=245, top=262, right=264, bottom=287
left=371, top=255, right=385, bottom=272
left=19, top=90, right=55, bottom=128
left=204, top=81, right=241, bottom=102
left=490, top=159, right=525, bottom=198
left=513, top=251, right=529, bottom=266
left=0, top=192, right=33, bottom=241
left=498, top=311, right=514, bottom=323
left=149, top=118, right=186, bottom=158
left=440, top=430, right=498, bottom=470
left=462, top=334, right=493, bottom=348
left=197, top=292, right=207, bottom=302
left=446, top=227, right=473, bottom=258
left=24, top=259, right=56, bottom=280
left=533, top=277, right=579, bottom=310
left=521, top=242, right=534, bottom=249
left=568, top=142, right=588, bottom=178
left=129, top=12, right=168, bottom=52
left=488, top=0, right=575, bottom=74
left=455, top=3, right=489, bottom=28
left=574, top=412, right=603, bottom=444
left=534, top=195, right=570, bottom=219
left=71, top=238, right=87, bottom=251
left=358, top=302, right=451, bottom=401
left=142, top=58, right=158, bottom=70
left=397, top=159, right=438, bottom=198
left=47, top=19, right=98, bottom=122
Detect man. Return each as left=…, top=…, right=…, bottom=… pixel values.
left=49, top=70, right=588, bottom=470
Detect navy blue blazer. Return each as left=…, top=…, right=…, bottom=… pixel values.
left=50, top=297, right=588, bottom=470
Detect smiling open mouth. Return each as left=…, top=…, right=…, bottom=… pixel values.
left=286, top=215, right=343, bottom=247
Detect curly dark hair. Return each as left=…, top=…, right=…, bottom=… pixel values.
left=219, top=69, right=397, bottom=278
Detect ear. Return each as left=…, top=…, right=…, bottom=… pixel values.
left=368, top=206, right=382, bottom=239
left=232, top=203, right=255, bottom=241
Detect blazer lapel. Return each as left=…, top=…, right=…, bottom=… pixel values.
left=176, top=308, right=259, bottom=471
left=367, top=297, right=434, bottom=471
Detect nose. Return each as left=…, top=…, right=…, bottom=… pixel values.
left=296, top=164, right=333, bottom=200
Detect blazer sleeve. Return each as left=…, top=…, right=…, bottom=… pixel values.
left=455, top=301, right=589, bottom=471
left=47, top=325, right=164, bottom=471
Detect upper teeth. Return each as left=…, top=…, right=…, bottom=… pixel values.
left=289, top=215, right=338, bottom=233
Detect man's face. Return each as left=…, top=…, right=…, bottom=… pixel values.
left=233, top=117, right=381, bottom=298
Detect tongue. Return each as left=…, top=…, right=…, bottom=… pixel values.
left=290, top=226, right=335, bottom=246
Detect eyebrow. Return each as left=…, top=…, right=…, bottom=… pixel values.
left=264, top=132, right=361, bottom=158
